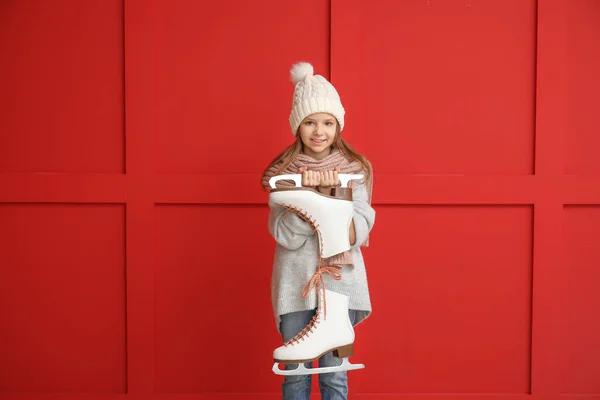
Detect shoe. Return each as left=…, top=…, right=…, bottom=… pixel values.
left=270, top=187, right=353, bottom=258
left=272, top=289, right=365, bottom=376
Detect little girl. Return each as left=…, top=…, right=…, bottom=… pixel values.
left=262, top=62, right=375, bottom=400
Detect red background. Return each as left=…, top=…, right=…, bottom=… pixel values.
left=1, top=0, right=599, bottom=399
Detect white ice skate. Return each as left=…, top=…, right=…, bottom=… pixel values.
left=268, top=173, right=363, bottom=259
left=272, top=289, right=365, bottom=376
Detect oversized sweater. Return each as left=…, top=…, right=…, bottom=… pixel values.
left=267, top=180, right=376, bottom=332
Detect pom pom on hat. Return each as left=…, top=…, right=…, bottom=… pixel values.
left=290, top=62, right=314, bottom=84
left=288, top=62, right=345, bottom=136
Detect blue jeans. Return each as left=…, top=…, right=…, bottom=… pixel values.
left=279, top=308, right=357, bottom=400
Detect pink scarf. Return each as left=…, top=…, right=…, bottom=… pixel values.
left=262, top=149, right=371, bottom=268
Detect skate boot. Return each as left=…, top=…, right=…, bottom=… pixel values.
left=272, top=288, right=365, bottom=376
left=268, top=173, right=363, bottom=259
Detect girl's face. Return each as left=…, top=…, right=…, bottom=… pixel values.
left=298, top=113, right=338, bottom=160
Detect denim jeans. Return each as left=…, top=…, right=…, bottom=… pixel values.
left=279, top=308, right=357, bottom=400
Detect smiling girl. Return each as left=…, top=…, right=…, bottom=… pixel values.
left=261, top=62, right=375, bottom=400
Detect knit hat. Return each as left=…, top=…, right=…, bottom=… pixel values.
left=288, top=62, right=345, bottom=136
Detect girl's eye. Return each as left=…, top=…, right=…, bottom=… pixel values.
left=305, top=121, right=314, bottom=125
left=326, top=122, right=333, bottom=126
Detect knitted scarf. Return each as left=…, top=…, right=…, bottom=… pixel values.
left=262, top=149, right=372, bottom=268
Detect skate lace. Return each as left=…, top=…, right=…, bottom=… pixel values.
left=301, top=266, right=342, bottom=311
left=285, top=311, right=321, bottom=346
left=285, top=266, right=342, bottom=347
left=281, top=203, right=324, bottom=251
left=280, top=201, right=343, bottom=346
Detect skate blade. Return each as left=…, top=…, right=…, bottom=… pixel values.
left=272, top=358, right=365, bottom=376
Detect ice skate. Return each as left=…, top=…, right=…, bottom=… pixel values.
left=272, top=288, right=365, bottom=376
left=268, top=173, right=363, bottom=259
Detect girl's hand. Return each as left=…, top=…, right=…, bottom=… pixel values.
left=298, top=167, right=320, bottom=187
left=318, top=167, right=340, bottom=189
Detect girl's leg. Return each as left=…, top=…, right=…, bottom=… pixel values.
left=279, top=309, right=317, bottom=400
left=317, top=309, right=357, bottom=400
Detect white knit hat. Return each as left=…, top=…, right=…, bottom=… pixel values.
left=288, top=62, right=345, bottom=136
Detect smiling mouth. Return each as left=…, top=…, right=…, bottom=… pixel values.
left=311, top=138, right=326, bottom=144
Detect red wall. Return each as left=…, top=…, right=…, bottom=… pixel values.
left=1, top=0, right=599, bottom=399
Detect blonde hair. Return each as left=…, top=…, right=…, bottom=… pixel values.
left=262, top=124, right=373, bottom=188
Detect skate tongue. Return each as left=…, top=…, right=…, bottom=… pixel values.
left=301, top=265, right=342, bottom=319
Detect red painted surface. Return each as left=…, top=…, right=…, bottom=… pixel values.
left=1, top=0, right=599, bottom=399
left=0, top=0, right=124, bottom=174
left=0, top=204, right=126, bottom=393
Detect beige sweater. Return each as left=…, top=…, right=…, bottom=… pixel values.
left=267, top=181, right=376, bottom=332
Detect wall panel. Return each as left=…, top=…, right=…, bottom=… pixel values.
left=0, top=0, right=124, bottom=174
left=154, top=204, right=277, bottom=393
left=332, top=0, right=536, bottom=175
left=559, top=206, right=600, bottom=394
left=0, top=204, right=126, bottom=394
left=356, top=205, right=532, bottom=393
left=565, top=1, right=600, bottom=175
left=153, top=0, right=330, bottom=174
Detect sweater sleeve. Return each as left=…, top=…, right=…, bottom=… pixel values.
left=268, top=201, right=315, bottom=250
left=350, top=181, right=376, bottom=249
